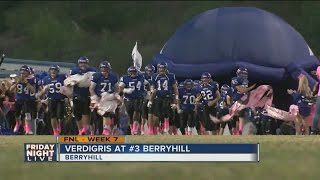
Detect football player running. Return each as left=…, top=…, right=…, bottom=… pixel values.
left=10, top=65, right=39, bottom=134
left=68, top=56, right=97, bottom=135
left=89, top=61, right=119, bottom=135
left=196, top=72, right=220, bottom=135
left=178, top=79, right=198, bottom=135
left=119, top=66, right=148, bottom=135
left=141, top=64, right=155, bottom=135
left=217, top=84, right=233, bottom=135
left=149, top=62, right=179, bottom=135
left=231, top=67, right=255, bottom=135
left=40, top=65, right=66, bottom=136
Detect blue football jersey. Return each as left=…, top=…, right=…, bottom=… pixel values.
left=15, top=77, right=39, bottom=101
left=231, top=76, right=249, bottom=101
left=211, top=81, right=220, bottom=90
left=198, top=83, right=219, bottom=105
left=143, top=72, right=153, bottom=85
left=42, top=74, right=66, bottom=100
left=69, top=67, right=97, bottom=97
left=120, top=74, right=146, bottom=99
left=291, top=92, right=311, bottom=117
left=92, top=72, right=118, bottom=97
left=218, top=88, right=232, bottom=109
left=151, top=73, right=176, bottom=98
left=179, top=87, right=198, bottom=111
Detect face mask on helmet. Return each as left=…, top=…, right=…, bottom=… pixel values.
left=127, top=66, right=138, bottom=77
left=201, top=76, right=210, bottom=84
left=145, top=65, right=155, bottom=76
left=129, top=71, right=138, bottom=77
left=145, top=68, right=153, bottom=76
left=78, top=62, right=89, bottom=71
left=158, top=67, right=166, bottom=75
left=100, top=67, right=109, bottom=75
left=237, top=68, right=248, bottom=79
left=49, top=68, right=59, bottom=77
left=20, top=70, right=29, bottom=78
left=185, top=83, right=193, bottom=90
left=221, top=85, right=230, bottom=95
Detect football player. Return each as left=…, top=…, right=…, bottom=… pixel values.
left=196, top=72, right=220, bottom=135
left=119, top=66, right=148, bottom=135
left=231, top=67, right=255, bottom=135
left=89, top=61, right=118, bottom=135
left=10, top=65, right=39, bottom=134
left=69, top=56, right=97, bottom=135
left=169, top=80, right=180, bottom=135
left=149, top=62, right=179, bottom=134
left=141, top=64, right=155, bottom=135
left=40, top=65, right=66, bottom=136
left=178, top=79, right=198, bottom=135
left=217, top=84, right=233, bottom=135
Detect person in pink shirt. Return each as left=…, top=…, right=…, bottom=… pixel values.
left=311, top=66, right=320, bottom=134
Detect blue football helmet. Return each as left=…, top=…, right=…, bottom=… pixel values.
left=201, top=72, right=211, bottom=84
left=145, top=64, right=155, bottom=74
left=157, top=62, right=168, bottom=69
left=49, top=65, right=60, bottom=72
left=221, top=84, right=230, bottom=96
left=236, top=67, right=248, bottom=79
left=78, top=56, right=89, bottom=64
left=20, top=65, right=30, bottom=73
left=100, top=61, right=111, bottom=69
left=157, top=62, right=168, bottom=74
left=184, top=79, right=194, bottom=89
left=127, top=66, right=138, bottom=77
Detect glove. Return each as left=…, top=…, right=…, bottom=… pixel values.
left=171, top=104, right=177, bottom=109
left=123, top=88, right=134, bottom=94
left=43, top=85, right=50, bottom=91
left=90, top=95, right=100, bottom=104
left=147, top=101, right=152, bottom=108
left=35, top=92, right=41, bottom=99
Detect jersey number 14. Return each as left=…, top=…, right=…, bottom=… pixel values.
left=157, top=80, right=168, bottom=91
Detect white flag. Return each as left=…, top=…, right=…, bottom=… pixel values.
left=132, top=41, right=142, bottom=71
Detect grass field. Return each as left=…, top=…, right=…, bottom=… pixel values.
left=0, top=136, right=319, bottom=180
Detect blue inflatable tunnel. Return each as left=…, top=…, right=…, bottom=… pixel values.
left=151, top=7, right=319, bottom=87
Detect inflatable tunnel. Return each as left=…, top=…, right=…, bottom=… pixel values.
left=150, top=7, right=320, bottom=109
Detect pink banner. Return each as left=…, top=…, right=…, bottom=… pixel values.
left=220, top=85, right=273, bottom=122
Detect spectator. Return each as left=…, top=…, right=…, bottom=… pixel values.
left=311, top=66, right=320, bottom=134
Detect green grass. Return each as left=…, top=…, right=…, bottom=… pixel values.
left=0, top=136, right=319, bottom=180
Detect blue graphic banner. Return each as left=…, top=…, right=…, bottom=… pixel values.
left=59, top=144, right=258, bottom=154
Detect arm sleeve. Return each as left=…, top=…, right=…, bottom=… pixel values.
left=69, top=68, right=76, bottom=76
left=91, top=73, right=99, bottom=83
left=118, top=76, right=125, bottom=87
